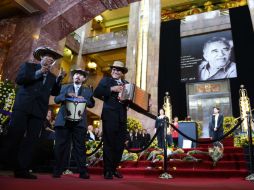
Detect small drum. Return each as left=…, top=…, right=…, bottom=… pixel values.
left=65, top=97, right=86, bottom=121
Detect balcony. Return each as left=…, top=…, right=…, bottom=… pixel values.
left=82, top=30, right=128, bottom=55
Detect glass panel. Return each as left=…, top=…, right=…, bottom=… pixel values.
left=186, top=79, right=232, bottom=137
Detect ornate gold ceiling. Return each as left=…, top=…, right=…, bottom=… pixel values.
left=161, top=0, right=247, bottom=21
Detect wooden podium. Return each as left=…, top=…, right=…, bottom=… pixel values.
left=178, top=121, right=197, bottom=148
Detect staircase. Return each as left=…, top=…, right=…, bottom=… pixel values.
left=88, top=137, right=249, bottom=178
left=35, top=137, right=249, bottom=178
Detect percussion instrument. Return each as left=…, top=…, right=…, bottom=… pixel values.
left=65, top=97, right=86, bottom=121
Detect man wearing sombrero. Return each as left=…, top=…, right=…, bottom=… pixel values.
left=94, top=60, right=129, bottom=179
left=1, top=46, right=66, bottom=179
left=53, top=68, right=95, bottom=179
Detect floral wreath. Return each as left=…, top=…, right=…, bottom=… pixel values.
left=0, top=80, right=16, bottom=125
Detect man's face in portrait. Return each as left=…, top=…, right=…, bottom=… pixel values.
left=203, top=41, right=231, bottom=69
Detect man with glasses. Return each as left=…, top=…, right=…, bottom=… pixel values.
left=0, top=46, right=66, bottom=179
left=94, top=60, right=129, bottom=179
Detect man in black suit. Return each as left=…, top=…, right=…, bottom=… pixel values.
left=1, top=46, right=66, bottom=179
left=94, top=60, right=129, bottom=179
left=209, top=107, right=224, bottom=143
left=53, top=69, right=95, bottom=179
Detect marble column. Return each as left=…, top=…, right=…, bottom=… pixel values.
left=3, top=15, right=42, bottom=81
left=4, top=0, right=139, bottom=81
left=126, top=1, right=140, bottom=84
left=126, top=0, right=161, bottom=115
left=76, top=21, right=93, bottom=69
left=146, top=0, right=161, bottom=115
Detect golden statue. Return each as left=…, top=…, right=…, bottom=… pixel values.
left=239, top=85, right=252, bottom=132
left=163, top=92, right=172, bottom=124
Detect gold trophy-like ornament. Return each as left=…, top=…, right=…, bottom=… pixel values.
left=163, top=92, right=172, bottom=124
left=239, top=85, right=252, bottom=133
left=159, top=92, right=173, bottom=179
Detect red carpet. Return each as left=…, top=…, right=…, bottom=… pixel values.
left=1, top=138, right=252, bottom=189
left=1, top=174, right=254, bottom=190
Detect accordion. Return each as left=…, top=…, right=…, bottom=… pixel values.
left=118, top=83, right=150, bottom=111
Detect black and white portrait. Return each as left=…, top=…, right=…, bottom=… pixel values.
left=180, top=30, right=237, bottom=82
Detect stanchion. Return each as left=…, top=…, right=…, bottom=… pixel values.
left=159, top=118, right=173, bottom=179
left=245, top=111, right=254, bottom=181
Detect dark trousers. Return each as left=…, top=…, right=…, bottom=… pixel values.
left=102, top=120, right=125, bottom=173
left=54, top=121, right=87, bottom=175
left=0, top=110, right=43, bottom=172
left=212, top=130, right=223, bottom=144
left=166, top=134, right=173, bottom=146
left=157, top=128, right=165, bottom=149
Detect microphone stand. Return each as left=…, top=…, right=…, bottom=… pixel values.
left=159, top=118, right=173, bottom=179
left=245, top=111, right=254, bottom=181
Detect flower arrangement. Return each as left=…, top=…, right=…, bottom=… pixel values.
left=208, top=142, right=224, bottom=166
left=223, top=116, right=237, bottom=137
left=85, top=141, right=103, bottom=166
left=234, top=134, right=254, bottom=147
left=121, top=150, right=138, bottom=162
left=127, top=117, right=143, bottom=131
left=0, top=79, right=16, bottom=128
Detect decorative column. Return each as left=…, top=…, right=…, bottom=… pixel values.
left=126, top=0, right=161, bottom=114
left=76, top=21, right=93, bottom=69
left=248, top=0, right=254, bottom=30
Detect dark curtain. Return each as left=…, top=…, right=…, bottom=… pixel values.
left=229, top=6, right=254, bottom=117
left=158, top=20, right=187, bottom=120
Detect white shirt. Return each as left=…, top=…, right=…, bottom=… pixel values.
left=88, top=131, right=95, bottom=141
left=115, top=79, right=123, bottom=85
left=74, top=84, right=81, bottom=96
left=214, top=114, right=219, bottom=128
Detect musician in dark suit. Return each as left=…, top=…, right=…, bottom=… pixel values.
left=0, top=47, right=65, bottom=179
left=209, top=107, right=224, bottom=143
left=94, top=60, right=129, bottom=179
left=53, top=69, right=95, bottom=179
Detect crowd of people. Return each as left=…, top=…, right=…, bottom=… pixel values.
left=127, top=128, right=151, bottom=149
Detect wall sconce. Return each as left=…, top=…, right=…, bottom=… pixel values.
left=87, top=61, right=97, bottom=69
left=94, top=15, right=104, bottom=23
left=93, top=120, right=100, bottom=127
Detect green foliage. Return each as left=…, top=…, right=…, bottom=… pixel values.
left=0, top=80, right=16, bottom=125
left=196, top=121, right=203, bottom=138
left=234, top=134, right=254, bottom=147
left=127, top=117, right=143, bottom=131
left=223, top=116, right=237, bottom=137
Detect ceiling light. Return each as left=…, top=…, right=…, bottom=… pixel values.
left=94, top=15, right=104, bottom=23
left=87, top=61, right=97, bottom=69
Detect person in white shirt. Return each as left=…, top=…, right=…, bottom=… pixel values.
left=87, top=125, right=95, bottom=141
left=209, top=107, right=224, bottom=143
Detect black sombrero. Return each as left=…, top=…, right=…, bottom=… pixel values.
left=33, top=46, right=63, bottom=61
left=71, top=69, right=89, bottom=77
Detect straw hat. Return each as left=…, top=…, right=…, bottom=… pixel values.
left=110, top=61, right=128, bottom=74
